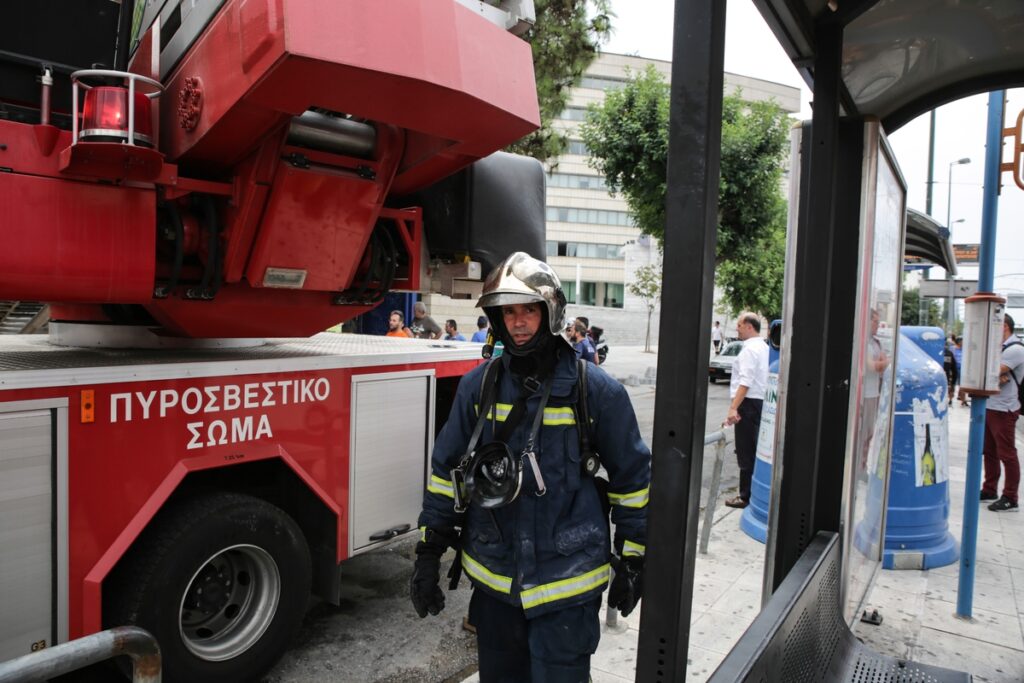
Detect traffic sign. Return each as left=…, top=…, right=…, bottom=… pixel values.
left=919, top=279, right=978, bottom=298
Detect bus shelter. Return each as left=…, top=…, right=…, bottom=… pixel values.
left=640, top=1, right=1024, bottom=680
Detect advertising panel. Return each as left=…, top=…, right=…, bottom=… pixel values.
left=841, top=120, right=907, bottom=624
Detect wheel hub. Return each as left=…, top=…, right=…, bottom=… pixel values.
left=178, top=544, right=281, bottom=661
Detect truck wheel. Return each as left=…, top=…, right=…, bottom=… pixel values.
left=107, top=493, right=311, bottom=683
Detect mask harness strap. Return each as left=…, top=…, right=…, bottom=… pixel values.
left=521, top=378, right=553, bottom=497
left=452, top=360, right=502, bottom=513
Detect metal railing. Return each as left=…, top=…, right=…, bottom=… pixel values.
left=605, top=427, right=732, bottom=629
left=699, top=428, right=731, bottom=554
left=0, top=627, right=161, bottom=683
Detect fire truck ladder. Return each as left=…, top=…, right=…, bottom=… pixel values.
left=0, top=301, right=48, bottom=334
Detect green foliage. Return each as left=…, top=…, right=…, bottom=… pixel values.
left=580, top=67, right=791, bottom=318
left=579, top=66, right=669, bottom=237
left=507, top=0, right=612, bottom=162
left=901, top=287, right=943, bottom=327
left=628, top=262, right=662, bottom=309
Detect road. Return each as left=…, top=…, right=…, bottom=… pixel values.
left=265, top=360, right=741, bottom=683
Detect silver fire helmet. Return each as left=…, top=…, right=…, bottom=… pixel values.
left=477, top=252, right=570, bottom=343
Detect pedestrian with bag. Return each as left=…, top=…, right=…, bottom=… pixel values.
left=981, top=313, right=1024, bottom=512
left=410, top=252, right=651, bottom=682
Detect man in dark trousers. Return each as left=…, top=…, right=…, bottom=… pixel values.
left=982, top=313, right=1024, bottom=512
left=723, top=311, right=769, bottom=509
left=410, top=252, right=650, bottom=682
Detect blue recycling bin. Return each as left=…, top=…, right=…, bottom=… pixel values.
left=854, top=327, right=958, bottom=569
left=740, top=325, right=780, bottom=543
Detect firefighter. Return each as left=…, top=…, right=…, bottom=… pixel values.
left=411, top=252, right=650, bottom=682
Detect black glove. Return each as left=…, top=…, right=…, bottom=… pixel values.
left=607, top=555, right=644, bottom=617
left=410, top=529, right=457, bottom=618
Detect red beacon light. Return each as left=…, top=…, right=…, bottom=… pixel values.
left=80, top=86, right=153, bottom=145
left=71, top=70, right=163, bottom=148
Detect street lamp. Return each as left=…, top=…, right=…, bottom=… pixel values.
left=946, top=157, right=971, bottom=231
left=946, top=157, right=971, bottom=330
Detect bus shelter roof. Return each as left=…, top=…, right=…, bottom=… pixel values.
left=754, top=0, right=1024, bottom=130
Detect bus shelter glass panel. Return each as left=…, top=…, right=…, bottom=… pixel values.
left=842, top=121, right=907, bottom=624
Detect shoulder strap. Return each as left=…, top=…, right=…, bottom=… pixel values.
left=576, top=359, right=595, bottom=454
left=459, top=359, right=502, bottom=469
left=1004, top=342, right=1024, bottom=386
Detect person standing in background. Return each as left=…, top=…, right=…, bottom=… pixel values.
left=571, top=320, right=597, bottom=363
left=443, top=319, right=466, bottom=341
left=712, top=321, right=723, bottom=354
left=410, top=301, right=442, bottom=339
left=981, top=313, right=1024, bottom=512
left=723, top=312, right=769, bottom=509
left=471, top=315, right=489, bottom=343
left=953, top=336, right=967, bottom=406
left=386, top=311, right=413, bottom=338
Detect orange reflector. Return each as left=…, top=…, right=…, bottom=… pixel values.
left=81, top=390, right=95, bottom=423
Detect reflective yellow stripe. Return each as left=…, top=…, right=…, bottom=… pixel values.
left=520, top=564, right=611, bottom=610
left=473, top=404, right=576, bottom=425
left=462, top=551, right=513, bottom=594
left=427, top=474, right=455, bottom=499
left=608, top=487, right=649, bottom=509
left=419, top=526, right=428, bottom=542
left=542, top=407, right=576, bottom=425
left=623, top=540, right=646, bottom=557
left=475, top=402, right=513, bottom=420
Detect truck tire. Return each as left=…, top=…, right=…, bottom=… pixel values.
left=106, top=493, right=311, bottom=683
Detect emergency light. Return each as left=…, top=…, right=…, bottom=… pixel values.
left=70, top=69, right=163, bottom=148
left=80, top=86, right=153, bottom=146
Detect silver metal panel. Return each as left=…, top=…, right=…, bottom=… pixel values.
left=0, top=333, right=481, bottom=391
left=349, top=371, right=435, bottom=555
left=0, top=409, right=53, bottom=660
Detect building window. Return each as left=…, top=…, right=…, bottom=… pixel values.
left=558, top=106, right=589, bottom=121
left=546, top=207, right=633, bottom=227
left=579, top=282, right=597, bottom=306
left=547, top=173, right=608, bottom=191
left=566, top=140, right=590, bottom=156
left=545, top=241, right=624, bottom=260
left=604, top=283, right=624, bottom=308
left=579, top=75, right=629, bottom=91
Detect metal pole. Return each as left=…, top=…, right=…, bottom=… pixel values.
left=947, top=161, right=955, bottom=331
left=957, top=90, right=1004, bottom=618
left=926, top=110, right=936, bottom=216
left=636, top=0, right=725, bottom=678
left=0, top=627, right=161, bottom=683
left=699, top=433, right=727, bottom=554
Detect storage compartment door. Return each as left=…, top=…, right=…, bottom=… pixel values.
left=350, top=371, right=434, bottom=554
left=0, top=405, right=66, bottom=660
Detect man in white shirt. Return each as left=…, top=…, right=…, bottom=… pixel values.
left=723, top=312, right=769, bottom=508
left=982, top=313, right=1024, bottom=512
left=711, top=321, right=723, bottom=354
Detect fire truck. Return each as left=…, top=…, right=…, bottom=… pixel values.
left=0, top=0, right=543, bottom=680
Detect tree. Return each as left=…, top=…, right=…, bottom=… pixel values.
left=579, top=67, right=791, bottom=318
left=507, top=0, right=612, bottom=162
left=902, top=286, right=943, bottom=327
left=628, top=262, right=661, bottom=352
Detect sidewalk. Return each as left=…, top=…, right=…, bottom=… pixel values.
left=460, top=362, right=1024, bottom=682
left=850, top=402, right=1024, bottom=682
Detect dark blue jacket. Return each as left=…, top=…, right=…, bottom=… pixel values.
left=418, top=346, right=650, bottom=617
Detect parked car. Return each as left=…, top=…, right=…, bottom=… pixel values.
left=709, top=340, right=744, bottom=383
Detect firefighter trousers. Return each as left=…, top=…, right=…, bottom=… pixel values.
left=469, top=588, right=601, bottom=683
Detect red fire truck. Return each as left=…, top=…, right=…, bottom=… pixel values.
left=0, top=1, right=542, bottom=680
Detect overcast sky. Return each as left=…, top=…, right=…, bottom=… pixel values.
left=603, top=0, right=1024, bottom=308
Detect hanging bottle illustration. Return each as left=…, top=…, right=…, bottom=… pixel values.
left=921, top=423, right=936, bottom=486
